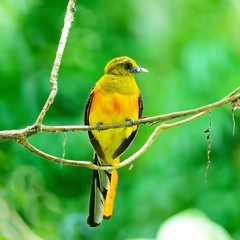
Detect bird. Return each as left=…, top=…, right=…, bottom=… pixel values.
left=84, top=56, right=148, bottom=227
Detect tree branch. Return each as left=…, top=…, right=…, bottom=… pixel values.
left=35, top=0, right=76, bottom=126
left=39, top=91, right=240, bottom=132
left=0, top=0, right=239, bottom=171
left=3, top=88, right=239, bottom=171
left=15, top=109, right=209, bottom=171
left=0, top=90, right=239, bottom=140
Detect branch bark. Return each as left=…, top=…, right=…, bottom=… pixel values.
left=0, top=91, right=239, bottom=140
left=0, top=0, right=239, bottom=171
left=35, top=0, right=76, bottom=126
left=0, top=88, right=239, bottom=170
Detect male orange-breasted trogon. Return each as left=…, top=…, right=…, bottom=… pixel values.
left=84, top=56, right=148, bottom=227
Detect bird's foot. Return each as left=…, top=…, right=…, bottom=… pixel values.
left=96, top=122, right=102, bottom=131
left=130, top=119, right=135, bottom=126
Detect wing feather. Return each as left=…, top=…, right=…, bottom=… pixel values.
left=84, top=84, right=105, bottom=158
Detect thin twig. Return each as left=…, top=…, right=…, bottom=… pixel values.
left=223, top=86, right=240, bottom=99
left=0, top=91, right=239, bottom=141
left=0, top=0, right=239, bottom=171
left=62, top=132, right=67, bottom=159
left=37, top=92, right=240, bottom=132
left=231, top=98, right=240, bottom=135
left=119, top=111, right=208, bottom=168
left=0, top=92, right=240, bottom=141
left=0, top=88, right=239, bottom=171
left=16, top=109, right=208, bottom=171
left=35, top=0, right=76, bottom=126
left=204, top=112, right=212, bottom=183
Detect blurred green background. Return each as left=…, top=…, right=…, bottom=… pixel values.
left=0, top=0, right=240, bottom=239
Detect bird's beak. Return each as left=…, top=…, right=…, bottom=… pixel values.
left=130, top=65, right=149, bottom=73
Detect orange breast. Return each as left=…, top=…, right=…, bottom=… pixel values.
left=89, top=90, right=139, bottom=126
left=88, top=89, right=140, bottom=165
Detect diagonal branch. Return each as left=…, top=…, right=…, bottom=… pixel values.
left=118, top=111, right=208, bottom=169
left=16, top=109, right=209, bottom=171
left=0, top=90, right=239, bottom=141
left=35, top=0, right=76, bottom=126
left=0, top=0, right=239, bottom=171
left=39, top=91, right=240, bottom=132
left=0, top=87, right=239, bottom=171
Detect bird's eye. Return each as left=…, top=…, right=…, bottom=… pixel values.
left=125, top=62, right=132, bottom=70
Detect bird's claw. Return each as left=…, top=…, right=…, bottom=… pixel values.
left=96, top=122, right=101, bottom=131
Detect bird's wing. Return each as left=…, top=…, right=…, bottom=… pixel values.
left=84, top=84, right=105, bottom=159
left=84, top=84, right=96, bottom=125
left=139, top=91, right=144, bottom=118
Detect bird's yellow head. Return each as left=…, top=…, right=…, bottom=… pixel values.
left=104, top=56, right=148, bottom=76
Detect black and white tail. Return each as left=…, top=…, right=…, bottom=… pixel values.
left=87, top=154, right=118, bottom=227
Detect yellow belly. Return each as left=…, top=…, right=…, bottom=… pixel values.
left=89, top=90, right=139, bottom=166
